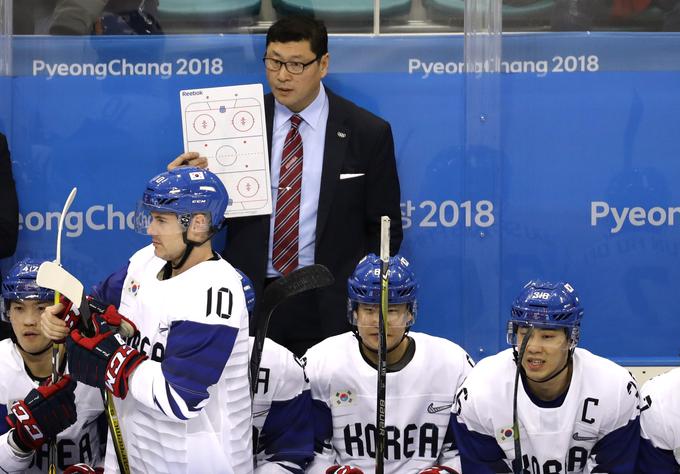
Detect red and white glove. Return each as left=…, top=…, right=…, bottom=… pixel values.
left=64, top=464, right=104, bottom=474
left=67, top=313, right=147, bottom=398
left=57, top=296, right=138, bottom=339
left=326, top=466, right=364, bottom=474
left=418, top=467, right=459, bottom=474
left=86, top=298, right=138, bottom=338
left=5, top=376, right=77, bottom=451
left=54, top=296, right=82, bottom=342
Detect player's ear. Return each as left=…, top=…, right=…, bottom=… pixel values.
left=189, top=213, right=209, bottom=234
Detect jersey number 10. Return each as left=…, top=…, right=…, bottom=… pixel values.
left=205, top=287, right=234, bottom=319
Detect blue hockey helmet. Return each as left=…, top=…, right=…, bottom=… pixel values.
left=347, top=253, right=418, bottom=325
left=507, top=280, right=584, bottom=349
left=2, top=258, right=54, bottom=321
left=135, top=167, right=229, bottom=235
left=235, top=268, right=256, bottom=316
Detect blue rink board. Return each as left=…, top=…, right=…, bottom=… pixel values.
left=2, top=33, right=680, bottom=365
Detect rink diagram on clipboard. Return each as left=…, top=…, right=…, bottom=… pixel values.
left=181, top=85, right=272, bottom=218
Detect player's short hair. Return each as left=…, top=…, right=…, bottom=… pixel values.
left=266, top=16, right=328, bottom=58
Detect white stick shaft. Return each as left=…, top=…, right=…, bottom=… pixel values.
left=380, top=216, right=390, bottom=262
left=56, top=187, right=77, bottom=265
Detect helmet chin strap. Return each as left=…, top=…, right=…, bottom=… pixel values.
left=16, top=339, right=52, bottom=357
left=172, top=237, right=195, bottom=270
left=170, top=218, right=226, bottom=270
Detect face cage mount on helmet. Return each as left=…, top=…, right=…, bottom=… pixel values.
left=133, top=201, right=223, bottom=237
left=346, top=299, right=417, bottom=328
left=506, top=321, right=581, bottom=351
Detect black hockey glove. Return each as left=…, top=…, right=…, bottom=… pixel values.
left=5, top=375, right=77, bottom=451
left=67, top=313, right=146, bottom=399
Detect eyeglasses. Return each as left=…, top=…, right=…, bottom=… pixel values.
left=263, top=56, right=320, bottom=75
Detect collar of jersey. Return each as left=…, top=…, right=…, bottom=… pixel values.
left=520, top=371, right=570, bottom=408
left=357, top=335, right=416, bottom=373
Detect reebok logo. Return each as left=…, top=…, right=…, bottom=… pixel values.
left=572, top=432, right=597, bottom=441
left=427, top=402, right=452, bottom=414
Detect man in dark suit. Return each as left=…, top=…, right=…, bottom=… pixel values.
left=0, top=132, right=20, bottom=341
left=171, top=16, right=402, bottom=356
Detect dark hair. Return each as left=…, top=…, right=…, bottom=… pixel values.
left=266, top=16, right=328, bottom=58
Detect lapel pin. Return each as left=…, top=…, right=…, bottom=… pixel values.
left=337, top=131, right=347, bottom=138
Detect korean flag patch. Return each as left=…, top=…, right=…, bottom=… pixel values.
left=189, top=171, right=205, bottom=181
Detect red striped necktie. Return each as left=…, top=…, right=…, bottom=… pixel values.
left=272, top=113, right=303, bottom=275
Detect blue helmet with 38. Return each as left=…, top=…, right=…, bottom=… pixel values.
left=2, top=258, right=54, bottom=321
left=507, top=280, right=584, bottom=350
left=235, top=268, right=256, bottom=317
left=347, top=253, right=418, bottom=326
left=134, top=167, right=229, bottom=236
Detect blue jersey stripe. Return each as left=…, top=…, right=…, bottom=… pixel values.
left=450, top=416, right=512, bottom=473
left=312, top=398, right=333, bottom=453
left=153, top=393, right=167, bottom=416
left=0, top=404, right=8, bottom=435
left=637, top=437, right=680, bottom=473
left=165, top=381, right=189, bottom=421
left=259, top=390, right=314, bottom=470
left=161, top=320, right=237, bottom=411
left=591, top=415, right=640, bottom=473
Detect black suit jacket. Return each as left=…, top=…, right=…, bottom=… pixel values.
left=0, top=133, right=18, bottom=342
left=0, top=133, right=18, bottom=260
left=224, top=88, right=403, bottom=341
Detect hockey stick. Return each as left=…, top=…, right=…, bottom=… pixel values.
left=249, top=264, right=334, bottom=398
left=37, top=261, right=84, bottom=311
left=48, top=187, right=76, bottom=474
left=376, top=216, right=390, bottom=474
left=37, top=262, right=131, bottom=474
left=512, top=326, right=533, bottom=474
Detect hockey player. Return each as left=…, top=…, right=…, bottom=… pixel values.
left=41, top=167, right=252, bottom=473
left=452, top=280, right=640, bottom=473
left=304, top=253, right=473, bottom=474
left=636, top=368, right=680, bottom=472
left=0, top=258, right=105, bottom=473
left=236, top=269, right=314, bottom=473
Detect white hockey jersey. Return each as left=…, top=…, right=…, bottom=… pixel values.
left=452, top=348, right=640, bottom=474
left=102, top=245, right=252, bottom=474
left=637, top=367, right=680, bottom=473
left=304, top=331, right=473, bottom=474
left=250, top=337, right=314, bottom=474
left=0, top=339, right=105, bottom=473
